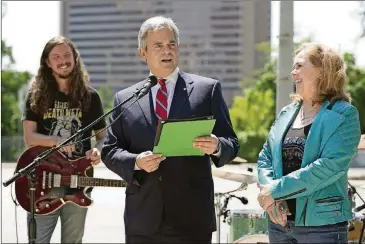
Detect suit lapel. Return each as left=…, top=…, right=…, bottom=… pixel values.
left=168, top=71, right=194, bottom=119
left=137, top=83, right=158, bottom=133
left=270, top=103, right=301, bottom=178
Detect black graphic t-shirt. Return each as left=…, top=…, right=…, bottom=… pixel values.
left=22, top=87, right=106, bottom=159
left=282, top=123, right=312, bottom=221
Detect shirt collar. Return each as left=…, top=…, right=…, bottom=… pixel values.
left=149, top=67, right=179, bottom=85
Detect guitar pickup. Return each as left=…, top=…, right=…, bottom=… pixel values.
left=48, top=172, right=52, bottom=188
left=70, top=175, right=78, bottom=188
left=42, top=171, right=46, bottom=189
left=53, top=174, right=61, bottom=187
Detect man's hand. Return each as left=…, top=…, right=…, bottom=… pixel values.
left=193, top=134, right=219, bottom=155
left=56, top=136, right=75, bottom=154
left=136, top=151, right=166, bottom=173
left=86, top=148, right=101, bottom=166
left=257, top=184, right=275, bottom=211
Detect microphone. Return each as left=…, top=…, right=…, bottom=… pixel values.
left=137, top=75, right=158, bottom=99
left=235, top=196, right=248, bottom=205
left=354, top=203, right=365, bottom=212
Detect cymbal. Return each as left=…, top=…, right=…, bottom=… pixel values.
left=232, top=156, right=247, bottom=163
left=358, top=134, right=365, bottom=150
left=212, top=169, right=257, bottom=184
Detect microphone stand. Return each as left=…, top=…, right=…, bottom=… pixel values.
left=3, top=78, right=156, bottom=244
left=215, top=183, right=249, bottom=243
left=348, top=182, right=365, bottom=244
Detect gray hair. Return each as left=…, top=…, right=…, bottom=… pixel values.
left=138, top=16, right=180, bottom=49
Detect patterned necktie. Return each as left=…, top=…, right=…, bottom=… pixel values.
left=155, top=79, right=168, bottom=120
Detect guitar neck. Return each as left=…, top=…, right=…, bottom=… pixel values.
left=78, top=177, right=128, bottom=188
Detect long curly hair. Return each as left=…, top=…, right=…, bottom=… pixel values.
left=29, top=36, right=91, bottom=115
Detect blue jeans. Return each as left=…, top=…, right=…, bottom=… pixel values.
left=27, top=203, right=88, bottom=243
left=268, top=220, right=348, bottom=244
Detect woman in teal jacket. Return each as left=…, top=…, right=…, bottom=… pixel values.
left=257, top=43, right=361, bottom=243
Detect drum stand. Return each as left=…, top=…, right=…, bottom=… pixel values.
left=359, top=215, right=365, bottom=244
left=215, top=183, right=249, bottom=243
left=349, top=182, right=365, bottom=244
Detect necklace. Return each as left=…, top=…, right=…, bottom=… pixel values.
left=300, top=105, right=318, bottom=123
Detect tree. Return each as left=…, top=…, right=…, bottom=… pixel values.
left=230, top=41, right=277, bottom=162
left=230, top=59, right=276, bottom=163
left=97, top=84, right=115, bottom=122
left=1, top=41, right=32, bottom=136
left=230, top=88, right=275, bottom=162
left=344, top=53, right=365, bottom=134
left=1, top=39, right=32, bottom=162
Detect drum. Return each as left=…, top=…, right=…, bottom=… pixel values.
left=348, top=213, right=365, bottom=243
left=227, top=209, right=268, bottom=243
left=234, top=234, right=269, bottom=243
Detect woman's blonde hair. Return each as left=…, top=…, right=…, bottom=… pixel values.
left=291, top=42, right=351, bottom=104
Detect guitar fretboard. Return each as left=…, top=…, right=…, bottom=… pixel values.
left=78, top=177, right=128, bottom=187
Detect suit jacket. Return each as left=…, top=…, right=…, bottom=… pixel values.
left=101, top=70, right=239, bottom=235
left=258, top=99, right=361, bottom=226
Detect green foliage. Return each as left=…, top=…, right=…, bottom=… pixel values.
left=1, top=39, right=32, bottom=161
left=344, top=53, right=365, bottom=134
left=1, top=41, right=32, bottom=136
left=97, top=84, right=115, bottom=122
left=1, top=40, right=15, bottom=67
left=230, top=88, right=275, bottom=162
left=230, top=41, right=277, bottom=162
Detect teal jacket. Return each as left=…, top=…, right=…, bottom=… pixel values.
left=257, top=100, right=361, bottom=226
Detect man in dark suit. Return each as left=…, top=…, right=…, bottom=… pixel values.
left=101, top=16, right=239, bottom=243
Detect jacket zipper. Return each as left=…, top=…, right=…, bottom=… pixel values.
left=274, top=188, right=307, bottom=201
left=314, top=196, right=344, bottom=203
left=303, top=198, right=308, bottom=226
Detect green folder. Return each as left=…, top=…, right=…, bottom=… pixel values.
left=152, top=116, right=216, bottom=157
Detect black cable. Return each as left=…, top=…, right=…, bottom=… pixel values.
left=10, top=183, right=19, bottom=244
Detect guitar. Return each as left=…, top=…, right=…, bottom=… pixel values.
left=15, top=146, right=128, bottom=215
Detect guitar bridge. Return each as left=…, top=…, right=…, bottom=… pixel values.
left=70, top=175, right=78, bottom=188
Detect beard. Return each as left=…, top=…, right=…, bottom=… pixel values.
left=56, top=71, right=74, bottom=79
left=54, top=62, right=74, bottom=79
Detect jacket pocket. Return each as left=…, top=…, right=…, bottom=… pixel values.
left=315, top=196, right=343, bottom=219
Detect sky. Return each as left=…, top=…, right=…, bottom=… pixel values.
left=2, top=1, right=365, bottom=76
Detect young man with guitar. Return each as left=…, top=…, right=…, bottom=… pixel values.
left=21, top=36, right=106, bottom=243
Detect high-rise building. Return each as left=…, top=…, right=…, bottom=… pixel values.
left=61, top=0, right=270, bottom=106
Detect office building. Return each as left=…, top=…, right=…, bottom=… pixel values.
left=61, top=0, right=271, bottom=106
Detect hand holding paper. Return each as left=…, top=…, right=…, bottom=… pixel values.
left=136, top=151, right=166, bottom=173
left=193, top=134, right=219, bottom=155
left=152, top=116, right=216, bottom=157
